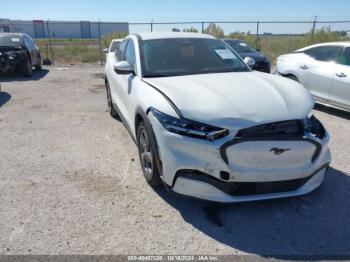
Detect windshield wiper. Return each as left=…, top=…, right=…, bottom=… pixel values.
left=200, top=68, right=248, bottom=74
left=143, top=73, right=172, bottom=78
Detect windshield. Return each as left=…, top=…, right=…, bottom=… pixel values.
left=141, top=38, right=250, bottom=77
left=225, top=40, right=256, bottom=53
left=0, top=35, right=22, bottom=47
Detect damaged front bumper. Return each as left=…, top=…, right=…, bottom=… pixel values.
left=149, top=113, right=331, bottom=203
left=0, top=52, right=21, bottom=73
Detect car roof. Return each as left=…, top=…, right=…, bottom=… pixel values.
left=297, top=41, right=350, bottom=51
left=135, top=32, right=215, bottom=40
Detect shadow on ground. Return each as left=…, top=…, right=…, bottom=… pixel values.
left=314, top=104, right=350, bottom=121
left=155, top=167, right=350, bottom=258
left=0, top=92, right=11, bottom=107
left=0, top=69, right=49, bottom=82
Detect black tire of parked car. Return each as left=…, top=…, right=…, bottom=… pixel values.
left=35, top=56, right=42, bottom=71
left=137, top=121, right=162, bottom=187
left=42, top=59, right=52, bottom=66
left=106, top=81, right=118, bottom=118
left=21, top=57, right=32, bottom=77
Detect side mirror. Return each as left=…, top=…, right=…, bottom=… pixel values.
left=103, top=48, right=109, bottom=53
left=244, top=57, right=256, bottom=69
left=256, top=48, right=261, bottom=52
left=114, top=61, right=135, bottom=75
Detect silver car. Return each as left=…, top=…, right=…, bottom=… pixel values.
left=276, top=42, right=350, bottom=112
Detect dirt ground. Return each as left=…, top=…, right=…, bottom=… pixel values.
left=0, top=65, right=350, bottom=257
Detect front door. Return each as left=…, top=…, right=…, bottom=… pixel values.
left=299, top=45, right=342, bottom=103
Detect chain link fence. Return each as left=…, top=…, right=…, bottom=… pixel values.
left=3, top=19, right=349, bottom=65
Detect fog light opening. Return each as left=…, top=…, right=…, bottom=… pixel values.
left=220, top=171, right=230, bottom=181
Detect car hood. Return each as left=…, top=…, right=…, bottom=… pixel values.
left=238, top=52, right=268, bottom=62
left=144, top=72, right=314, bottom=129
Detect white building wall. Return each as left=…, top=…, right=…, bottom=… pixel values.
left=2, top=19, right=129, bottom=38
left=90, top=22, right=129, bottom=38
left=9, top=20, right=35, bottom=37
left=48, top=22, right=82, bottom=38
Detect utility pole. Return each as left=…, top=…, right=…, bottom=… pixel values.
left=98, top=19, right=103, bottom=65
left=311, top=15, right=318, bottom=44
left=46, top=19, right=54, bottom=65
left=256, top=21, right=260, bottom=49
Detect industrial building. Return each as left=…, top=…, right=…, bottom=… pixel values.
left=0, top=19, right=129, bottom=38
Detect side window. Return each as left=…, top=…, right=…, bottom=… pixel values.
left=110, top=41, right=120, bottom=52
left=124, top=40, right=136, bottom=67
left=305, top=46, right=341, bottom=62
left=22, top=36, right=31, bottom=49
left=116, top=40, right=128, bottom=61
left=338, top=47, right=350, bottom=66
left=27, top=36, right=36, bottom=48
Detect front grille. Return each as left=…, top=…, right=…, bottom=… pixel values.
left=224, top=177, right=311, bottom=196
left=236, top=120, right=304, bottom=138
left=219, top=120, right=322, bottom=164
left=175, top=170, right=314, bottom=196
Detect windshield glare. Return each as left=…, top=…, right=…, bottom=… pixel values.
left=0, top=35, right=22, bottom=47
left=141, top=38, right=249, bottom=77
left=225, top=40, right=256, bottom=53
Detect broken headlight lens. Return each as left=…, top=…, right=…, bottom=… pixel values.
left=150, top=108, right=228, bottom=141
left=304, top=115, right=326, bottom=139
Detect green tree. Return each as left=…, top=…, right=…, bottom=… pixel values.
left=203, top=23, right=224, bottom=38
left=183, top=27, right=199, bottom=33
left=102, top=31, right=128, bottom=48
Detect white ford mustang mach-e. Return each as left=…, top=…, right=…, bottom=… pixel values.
left=105, top=32, right=331, bottom=203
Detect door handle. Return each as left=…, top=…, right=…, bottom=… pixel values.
left=336, top=72, right=347, bottom=78
left=300, top=65, right=308, bottom=70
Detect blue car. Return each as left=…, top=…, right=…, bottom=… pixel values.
left=223, top=39, right=271, bottom=73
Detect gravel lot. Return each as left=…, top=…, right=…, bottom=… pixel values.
left=0, top=65, right=350, bottom=257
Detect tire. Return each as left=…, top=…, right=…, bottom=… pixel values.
left=105, top=82, right=118, bottom=118
left=137, top=121, right=162, bottom=187
left=35, top=56, right=42, bottom=71
left=286, top=75, right=299, bottom=82
left=22, top=58, right=32, bottom=77
left=42, top=59, right=52, bottom=66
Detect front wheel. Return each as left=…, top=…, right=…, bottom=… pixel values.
left=106, top=82, right=118, bottom=118
left=22, top=58, right=32, bottom=77
left=137, top=121, right=162, bottom=187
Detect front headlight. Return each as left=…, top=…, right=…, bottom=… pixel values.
left=150, top=108, right=229, bottom=141
left=304, top=115, right=326, bottom=139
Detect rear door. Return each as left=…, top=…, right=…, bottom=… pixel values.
left=298, top=45, right=342, bottom=103
left=329, top=46, right=350, bottom=110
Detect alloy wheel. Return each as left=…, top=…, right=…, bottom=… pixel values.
left=139, top=128, right=153, bottom=177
